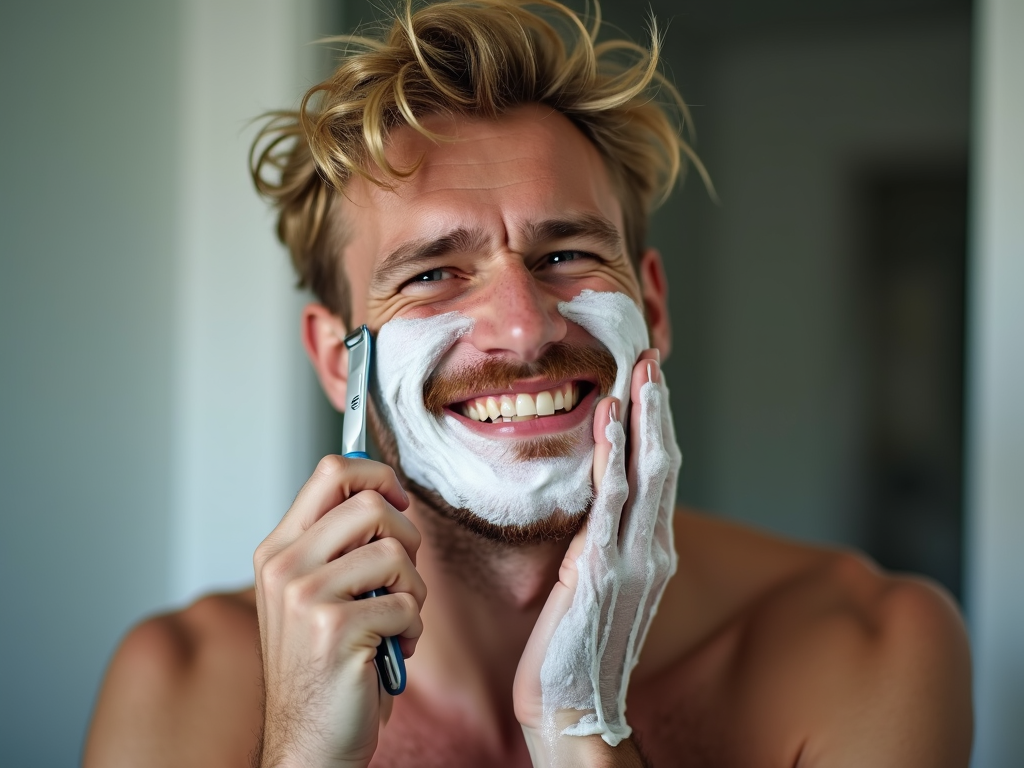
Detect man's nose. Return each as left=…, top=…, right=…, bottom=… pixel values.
left=468, top=259, right=567, bottom=363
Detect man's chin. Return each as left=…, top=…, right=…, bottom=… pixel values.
left=406, top=479, right=588, bottom=546
left=368, top=399, right=591, bottom=544
left=510, top=426, right=593, bottom=462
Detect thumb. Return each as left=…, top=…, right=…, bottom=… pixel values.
left=513, top=518, right=590, bottom=728
left=520, top=403, right=614, bottom=672
left=378, top=686, right=394, bottom=727
left=527, top=516, right=589, bottom=657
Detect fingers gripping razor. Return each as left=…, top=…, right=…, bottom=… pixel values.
left=343, top=325, right=408, bottom=696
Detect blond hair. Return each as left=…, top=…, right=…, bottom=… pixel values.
left=251, top=0, right=705, bottom=323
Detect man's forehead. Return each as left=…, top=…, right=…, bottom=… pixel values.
left=339, top=105, right=625, bottom=259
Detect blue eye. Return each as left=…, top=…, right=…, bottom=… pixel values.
left=548, top=251, right=584, bottom=264
left=399, top=267, right=458, bottom=294
left=547, top=250, right=598, bottom=267
left=414, top=268, right=452, bottom=282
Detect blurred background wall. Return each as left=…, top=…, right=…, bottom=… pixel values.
left=2, top=3, right=179, bottom=763
left=1, top=0, right=1020, bottom=765
left=642, top=4, right=971, bottom=591
left=0, top=1, right=338, bottom=763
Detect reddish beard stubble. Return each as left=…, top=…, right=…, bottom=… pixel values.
left=367, top=343, right=618, bottom=545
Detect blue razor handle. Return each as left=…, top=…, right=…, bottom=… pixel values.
left=345, top=448, right=408, bottom=696
left=343, top=326, right=407, bottom=696
left=356, top=588, right=408, bottom=695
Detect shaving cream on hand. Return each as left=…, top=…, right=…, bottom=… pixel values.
left=539, top=370, right=682, bottom=747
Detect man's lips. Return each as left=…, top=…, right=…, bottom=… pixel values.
left=450, top=378, right=593, bottom=422
left=422, top=342, right=617, bottom=418
left=447, top=381, right=598, bottom=438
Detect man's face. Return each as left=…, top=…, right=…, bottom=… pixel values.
left=334, top=104, right=651, bottom=539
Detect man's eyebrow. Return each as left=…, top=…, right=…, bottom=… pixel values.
left=369, top=214, right=622, bottom=290
left=522, top=213, right=623, bottom=255
left=371, top=227, right=490, bottom=290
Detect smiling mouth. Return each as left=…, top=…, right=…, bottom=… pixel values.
left=454, top=381, right=592, bottom=423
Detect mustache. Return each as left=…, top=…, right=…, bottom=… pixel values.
left=422, top=343, right=617, bottom=417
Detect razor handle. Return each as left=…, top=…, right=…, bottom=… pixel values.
left=356, top=588, right=408, bottom=696
left=342, top=325, right=407, bottom=696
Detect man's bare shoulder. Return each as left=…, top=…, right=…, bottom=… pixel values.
left=84, top=589, right=262, bottom=768
left=633, top=510, right=972, bottom=766
left=750, top=549, right=972, bottom=765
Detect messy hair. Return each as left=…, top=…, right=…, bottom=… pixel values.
left=251, top=0, right=706, bottom=323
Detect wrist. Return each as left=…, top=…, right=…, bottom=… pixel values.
left=521, top=721, right=647, bottom=768
left=521, top=724, right=598, bottom=768
left=257, top=737, right=370, bottom=768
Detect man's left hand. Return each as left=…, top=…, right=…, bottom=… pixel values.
left=513, top=350, right=680, bottom=766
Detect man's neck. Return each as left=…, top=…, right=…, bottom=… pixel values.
left=413, top=498, right=570, bottom=608
left=403, top=498, right=569, bottom=733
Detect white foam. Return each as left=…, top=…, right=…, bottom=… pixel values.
left=373, top=290, right=649, bottom=527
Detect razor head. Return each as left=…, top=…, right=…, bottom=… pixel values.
left=342, top=326, right=373, bottom=458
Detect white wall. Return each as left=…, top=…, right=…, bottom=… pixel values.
left=170, top=0, right=335, bottom=607
left=965, top=0, right=1024, bottom=764
left=0, top=5, right=180, bottom=763
left=0, top=2, right=331, bottom=764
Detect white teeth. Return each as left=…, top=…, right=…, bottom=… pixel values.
left=485, top=397, right=501, bottom=421
left=460, top=384, right=582, bottom=422
left=536, top=391, right=555, bottom=416
left=500, top=395, right=516, bottom=418
left=515, top=393, right=537, bottom=417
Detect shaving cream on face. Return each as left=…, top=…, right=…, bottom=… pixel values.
left=373, top=290, right=649, bottom=527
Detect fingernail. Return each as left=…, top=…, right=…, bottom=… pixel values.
left=647, top=360, right=661, bottom=384
left=609, top=400, right=619, bottom=423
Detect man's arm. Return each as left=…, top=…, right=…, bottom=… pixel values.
left=522, top=728, right=652, bottom=768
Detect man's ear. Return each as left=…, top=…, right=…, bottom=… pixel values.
left=302, top=303, right=350, bottom=412
left=638, top=248, right=672, bottom=359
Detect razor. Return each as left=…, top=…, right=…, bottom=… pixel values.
left=343, top=325, right=408, bottom=696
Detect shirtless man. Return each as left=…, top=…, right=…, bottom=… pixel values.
left=84, top=1, right=972, bottom=766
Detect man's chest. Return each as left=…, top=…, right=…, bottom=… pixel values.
left=365, top=668, right=793, bottom=768
left=368, top=701, right=533, bottom=768
left=365, top=707, right=775, bottom=768
left=624, top=624, right=809, bottom=768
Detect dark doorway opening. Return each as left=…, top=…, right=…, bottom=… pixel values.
left=857, top=166, right=968, bottom=599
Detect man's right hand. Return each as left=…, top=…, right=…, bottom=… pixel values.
left=253, top=456, right=425, bottom=768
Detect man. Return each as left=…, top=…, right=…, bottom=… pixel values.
left=84, top=1, right=972, bottom=766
